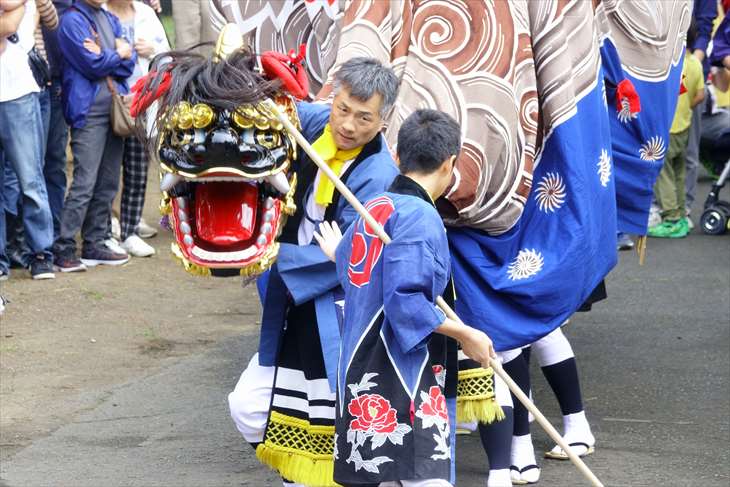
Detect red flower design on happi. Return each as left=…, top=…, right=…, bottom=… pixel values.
left=419, top=386, right=448, bottom=422
left=348, top=394, right=398, bottom=434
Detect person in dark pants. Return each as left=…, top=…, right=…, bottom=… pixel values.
left=42, top=0, right=73, bottom=239
left=53, top=0, right=136, bottom=271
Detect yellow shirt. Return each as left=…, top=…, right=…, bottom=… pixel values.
left=670, top=52, right=704, bottom=134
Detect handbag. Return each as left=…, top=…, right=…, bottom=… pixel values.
left=5, top=34, right=50, bottom=88
left=107, top=77, right=136, bottom=137
left=28, top=46, right=51, bottom=88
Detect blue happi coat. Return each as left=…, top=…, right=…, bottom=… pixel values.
left=333, top=176, right=454, bottom=483
left=257, top=102, right=399, bottom=390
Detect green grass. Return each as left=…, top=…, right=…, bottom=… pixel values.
left=161, top=15, right=175, bottom=49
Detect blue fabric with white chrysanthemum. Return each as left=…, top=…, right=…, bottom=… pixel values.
left=447, top=66, right=618, bottom=352
left=600, top=37, right=684, bottom=235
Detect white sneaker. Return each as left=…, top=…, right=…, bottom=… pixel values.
left=121, top=235, right=156, bottom=257
left=136, top=218, right=158, bottom=239
left=104, top=238, right=128, bottom=256
left=111, top=216, right=121, bottom=240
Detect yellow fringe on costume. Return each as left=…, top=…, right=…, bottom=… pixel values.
left=456, top=367, right=505, bottom=424
left=256, top=410, right=340, bottom=487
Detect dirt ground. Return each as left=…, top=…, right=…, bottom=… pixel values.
left=0, top=171, right=262, bottom=463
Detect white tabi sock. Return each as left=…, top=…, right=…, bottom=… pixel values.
left=487, top=468, right=512, bottom=487
left=562, top=410, right=594, bottom=445
left=510, top=433, right=537, bottom=468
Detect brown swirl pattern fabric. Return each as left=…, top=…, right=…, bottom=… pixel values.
left=212, top=1, right=688, bottom=234
left=317, top=0, right=605, bottom=234
left=597, top=0, right=690, bottom=81
left=210, top=0, right=343, bottom=97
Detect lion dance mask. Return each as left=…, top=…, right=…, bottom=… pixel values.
left=131, top=25, right=307, bottom=277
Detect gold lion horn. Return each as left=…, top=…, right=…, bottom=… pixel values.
left=213, top=23, right=244, bottom=63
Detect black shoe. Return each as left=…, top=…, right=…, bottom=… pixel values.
left=54, top=252, right=87, bottom=273
left=7, top=247, right=29, bottom=269
left=81, top=245, right=129, bottom=267
left=30, top=254, right=56, bottom=280
left=0, top=268, right=8, bottom=281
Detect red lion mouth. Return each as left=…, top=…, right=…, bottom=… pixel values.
left=162, top=169, right=296, bottom=277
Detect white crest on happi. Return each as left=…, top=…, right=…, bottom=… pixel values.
left=535, top=172, right=566, bottom=213
left=507, top=249, right=544, bottom=281
left=597, top=149, right=612, bottom=188
left=639, top=136, right=666, bottom=162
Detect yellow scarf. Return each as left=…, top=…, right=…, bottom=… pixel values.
left=311, top=124, right=362, bottom=206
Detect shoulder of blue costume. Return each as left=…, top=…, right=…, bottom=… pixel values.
left=386, top=193, right=444, bottom=242
left=295, top=101, right=331, bottom=140
left=353, top=136, right=399, bottom=182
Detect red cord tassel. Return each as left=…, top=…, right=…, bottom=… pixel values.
left=615, top=78, right=641, bottom=114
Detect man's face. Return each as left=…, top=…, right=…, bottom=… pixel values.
left=85, top=0, right=106, bottom=8
left=329, top=86, right=384, bottom=151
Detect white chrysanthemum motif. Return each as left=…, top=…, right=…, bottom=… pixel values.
left=507, top=249, right=544, bottom=281
left=639, top=136, right=666, bottom=162
left=617, top=98, right=638, bottom=123
left=535, top=172, right=566, bottom=213
left=597, top=149, right=611, bottom=188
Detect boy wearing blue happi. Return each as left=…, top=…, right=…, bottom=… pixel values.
left=315, top=109, right=496, bottom=486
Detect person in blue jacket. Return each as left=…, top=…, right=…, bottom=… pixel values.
left=228, top=57, right=401, bottom=486
left=53, top=0, right=136, bottom=271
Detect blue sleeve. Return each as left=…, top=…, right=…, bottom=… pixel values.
left=382, top=239, right=446, bottom=354
left=276, top=243, right=338, bottom=305
left=296, top=101, right=331, bottom=141
left=109, top=12, right=136, bottom=79
left=692, top=0, right=717, bottom=53
left=710, top=14, right=730, bottom=67
left=58, top=13, right=126, bottom=79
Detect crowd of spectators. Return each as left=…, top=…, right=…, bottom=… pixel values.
left=0, top=0, right=168, bottom=281
left=1, top=0, right=729, bottom=284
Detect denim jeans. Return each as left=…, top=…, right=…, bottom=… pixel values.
left=2, top=87, right=55, bottom=265
left=0, top=92, right=54, bottom=271
left=44, top=79, right=69, bottom=239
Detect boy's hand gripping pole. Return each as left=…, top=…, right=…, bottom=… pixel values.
left=266, top=99, right=604, bottom=487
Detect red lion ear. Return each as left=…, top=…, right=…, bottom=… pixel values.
left=261, top=44, right=309, bottom=100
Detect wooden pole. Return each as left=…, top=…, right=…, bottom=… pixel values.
left=266, top=99, right=604, bottom=487
left=436, top=296, right=604, bottom=487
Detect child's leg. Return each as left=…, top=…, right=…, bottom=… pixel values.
left=478, top=349, right=519, bottom=487
left=654, top=147, right=679, bottom=221
left=503, top=350, right=540, bottom=484
left=533, top=328, right=595, bottom=459
left=674, top=130, right=689, bottom=220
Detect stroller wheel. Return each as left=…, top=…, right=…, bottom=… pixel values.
left=700, top=207, right=728, bottom=235
left=716, top=201, right=730, bottom=217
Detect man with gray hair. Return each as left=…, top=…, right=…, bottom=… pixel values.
left=228, top=57, right=400, bottom=487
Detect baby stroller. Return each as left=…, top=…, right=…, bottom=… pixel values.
left=699, top=152, right=730, bottom=234
left=698, top=90, right=730, bottom=235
